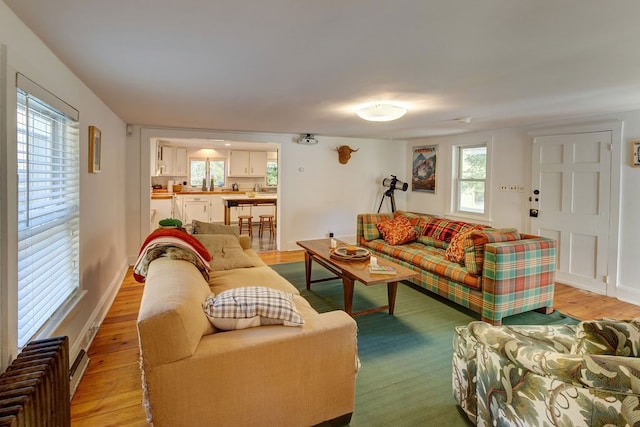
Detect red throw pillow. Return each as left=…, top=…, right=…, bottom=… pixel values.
left=376, top=215, right=418, bottom=246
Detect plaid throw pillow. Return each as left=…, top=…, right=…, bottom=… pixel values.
left=376, top=215, right=418, bottom=245
left=203, top=287, right=304, bottom=330
left=422, top=218, right=472, bottom=243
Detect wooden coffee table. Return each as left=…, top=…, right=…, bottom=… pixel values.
left=296, top=239, right=418, bottom=317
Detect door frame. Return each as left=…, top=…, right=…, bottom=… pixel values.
left=528, top=120, right=622, bottom=297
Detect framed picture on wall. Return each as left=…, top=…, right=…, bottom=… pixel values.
left=412, top=145, right=437, bottom=193
left=89, top=125, right=102, bottom=173
left=633, top=140, right=640, bottom=168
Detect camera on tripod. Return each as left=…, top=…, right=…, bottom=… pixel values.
left=378, top=175, right=408, bottom=213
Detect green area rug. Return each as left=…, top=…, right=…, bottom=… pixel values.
left=271, top=262, right=577, bottom=427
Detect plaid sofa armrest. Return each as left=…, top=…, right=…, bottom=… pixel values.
left=356, top=213, right=394, bottom=244
left=480, top=237, right=557, bottom=325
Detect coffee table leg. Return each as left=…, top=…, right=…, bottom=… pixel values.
left=342, top=277, right=355, bottom=315
left=387, top=281, right=398, bottom=315
left=304, top=251, right=312, bottom=290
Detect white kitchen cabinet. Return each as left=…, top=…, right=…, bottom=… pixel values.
left=175, top=147, right=188, bottom=176
left=158, top=146, right=176, bottom=175
left=228, top=151, right=249, bottom=176
left=209, top=195, right=224, bottom=223
left=228, top=151, right=267, bottom=177
left=150, top=197, right=173, bottom=230
left=157, top=146, right=188, bottom=176
left=182, top=196, right=209, bottom=225
left=248, top=151, right=267, bottom=176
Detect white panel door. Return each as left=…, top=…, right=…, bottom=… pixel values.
left=531, top=131, right=611, bottom=294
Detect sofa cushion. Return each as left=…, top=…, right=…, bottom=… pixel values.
left=445, top=225, right=484, bottom=264
left=464, top=228, right=520, bottom=275
left=376, top=215, right=418, bottom=245
left=362, top=239, right=482, bottom=289
left=202, top=286, right=304, bottom=330
left=572, top=320, right=640, bottom=356
left=194, top=234, right=262, bottom=271
left=192, top=220, right=239, bottom=236
left=423, top=218, right=474, bottom=243
left=361, top=213, right=394, bottom=241
left=417, top=234, right=448, bottom=249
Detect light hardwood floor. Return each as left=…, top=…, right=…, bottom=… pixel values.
left=70, top=249, right=640, bottom=426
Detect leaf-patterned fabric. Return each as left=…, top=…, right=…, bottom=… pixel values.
left=453, top=319, right=640, bottom=426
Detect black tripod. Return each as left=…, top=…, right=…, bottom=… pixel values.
left=377, top=188, right=396, bottom=213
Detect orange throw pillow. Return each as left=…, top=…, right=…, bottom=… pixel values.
left=445, top=225, right=484, bottom=264
left=376, top=215, right=418, bottom=246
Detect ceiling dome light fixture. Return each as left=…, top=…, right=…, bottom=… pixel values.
left=356, top=102, right=408, bottom=122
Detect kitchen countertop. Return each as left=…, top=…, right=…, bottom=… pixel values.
left=151, top=189, right=277, bottom=200
left=219, top=194, right=277, bottom=201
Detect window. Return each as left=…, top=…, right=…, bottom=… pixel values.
left=16, top=74, right=80, bottom=347
left=189, top=158, right=225, bottom=188
left=266, top=160, right=277, bottom=186
left=456, top=145, right=487, bottom=214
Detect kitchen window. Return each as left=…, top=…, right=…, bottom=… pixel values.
left=16, top=73, right=80, bottom=347
left=189, top=158, right=225, bottom=188
left=266, top=160, right=277, bottom=186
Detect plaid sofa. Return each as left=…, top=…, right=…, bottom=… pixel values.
left=357, top=212, right=556, bottom=325
left=453, top=320, right=640, bottom=426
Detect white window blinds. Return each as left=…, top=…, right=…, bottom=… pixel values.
left=16, top=74, right=80, bottom=347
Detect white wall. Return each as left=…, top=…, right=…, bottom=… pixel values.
left=125, top=126, right=406, bottom=259
left=407, top=114, right=640, bottom=306
left=406, top=129, right=532, bottom=230
left=0, top=2, right=128, bottom=368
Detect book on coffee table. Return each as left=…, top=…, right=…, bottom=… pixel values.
left=369, top=265, right=397, bottom=275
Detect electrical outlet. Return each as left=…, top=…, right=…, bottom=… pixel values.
left=509, top=184, right=518, bottom=192
left=499, top=185, right=508, bottom=191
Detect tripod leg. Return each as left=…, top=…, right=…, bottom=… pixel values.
left=377, top=195, right=386, bottom=213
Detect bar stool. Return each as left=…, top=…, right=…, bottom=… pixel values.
left=258, top=214, right=275, bottom=238
left=238, top=215, right=253, bottom=236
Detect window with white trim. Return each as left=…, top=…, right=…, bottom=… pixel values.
left=456, top=145, right=487, bottom=215
left=189, top=158, right=225, bottom=188
left=16, top=74, right=80, bottom=347
left=266, top=160, right=277, bottom=186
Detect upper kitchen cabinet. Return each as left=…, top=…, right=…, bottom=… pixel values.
left=228, top=151, right=267, bottom=177
left=153, top=144, right=188, bottom=176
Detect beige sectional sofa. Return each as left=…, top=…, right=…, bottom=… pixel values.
left=136, top=231, right=358, bottom=427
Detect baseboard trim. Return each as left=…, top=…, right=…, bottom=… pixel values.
left=68, top=258, right=129, bottom=373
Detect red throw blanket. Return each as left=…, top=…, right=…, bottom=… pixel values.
left=133, top=228, right=212, bottom=282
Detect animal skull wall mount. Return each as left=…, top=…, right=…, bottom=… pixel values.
left=336, top=145, right=359, bottom=164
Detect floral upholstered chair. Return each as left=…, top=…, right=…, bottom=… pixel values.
left=453, top=319, right=640, bottom=426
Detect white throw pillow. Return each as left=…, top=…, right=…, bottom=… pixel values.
left=202, top=286, right=304, bottom=330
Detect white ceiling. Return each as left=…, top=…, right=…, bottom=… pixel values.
left=5, top=0, right=640, bottom=140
